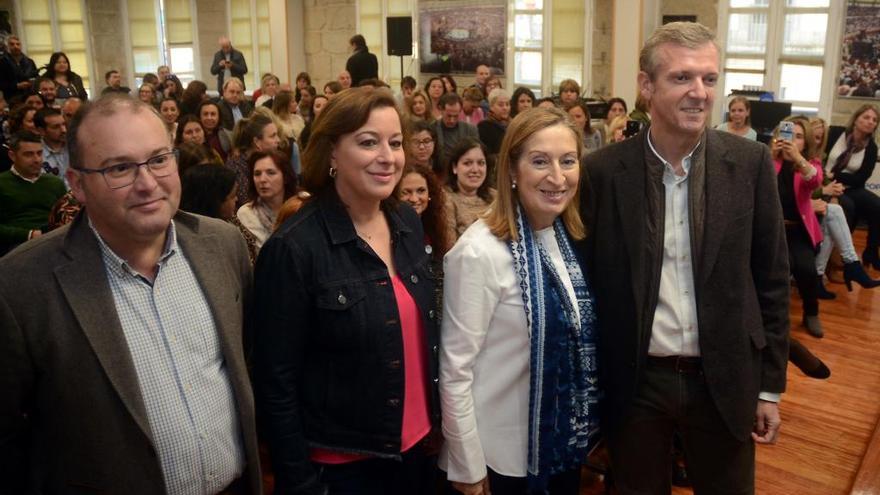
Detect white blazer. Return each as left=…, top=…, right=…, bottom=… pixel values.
left=438, top=219, right=530, bottom=483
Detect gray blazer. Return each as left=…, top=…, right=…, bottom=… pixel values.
left=210, top=48, right=249, bottom=94
left=0, top=211, right=261, bottom=494
left=581, top=129, right=790, bottom=441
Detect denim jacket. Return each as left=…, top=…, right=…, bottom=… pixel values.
left=252, top=193, right=440, bottom=495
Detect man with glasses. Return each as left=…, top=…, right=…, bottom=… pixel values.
left=0, top=95, right=262, bottom=494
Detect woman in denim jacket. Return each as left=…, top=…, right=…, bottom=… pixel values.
left=253, top=87, right=441, bottom=495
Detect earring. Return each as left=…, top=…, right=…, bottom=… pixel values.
left=329, top=167, right=337, bottom=178
left=512, top=181, right=517, bottom=190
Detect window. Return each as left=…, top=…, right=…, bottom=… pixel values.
left=125, top=0, right=197, bottom=86
left=512, top=0, right=591, bottom=98
left=18, top=0, right=94, bottom=97
left=513, top=0, right=544, bottom=95
left=229, top=0, right=271, bottom=91
left=719, top=0, right=837, bottom=116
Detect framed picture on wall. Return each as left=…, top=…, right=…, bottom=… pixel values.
left=418, top=4, right=506, bottom=75
left=838, top=0, right=880, bottom=99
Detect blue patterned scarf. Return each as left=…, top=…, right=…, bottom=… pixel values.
left=508, top=206, right=600, bottom=493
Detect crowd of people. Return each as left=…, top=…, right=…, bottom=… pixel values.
left=1, top=20, right=880, bottom=495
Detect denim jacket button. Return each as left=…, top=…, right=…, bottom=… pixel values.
left=387, top=398, right=400, bottom=407
left=425, top=244, right=433, bottom=254
left=428, top=309, right=436, bottom=319
left=337, top=293, right=347, bottom=305
left=410, top=274, right=419, bottom=284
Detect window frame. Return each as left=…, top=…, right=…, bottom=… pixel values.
left=716, top=0, right=843, bottom=120
left=226, top=0, right=271, bottom=91
left=13, top=0, right=97, bottom=98
left=120, top=0, right=201, bottom=89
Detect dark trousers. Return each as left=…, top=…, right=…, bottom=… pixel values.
left=314, top=447, right=438, bottom=495
left=838, top=187, right=880, bottom=250
left=785, top=224, right=819, bottom=316
left=444, top=467, right=581, bottom=495
left=606, top=361, right=755, bottom=495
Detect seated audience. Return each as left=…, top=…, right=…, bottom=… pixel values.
left=161, top=74, right=184, bottom=100
left=408, top=119, right=442, bottom=179
left=628, top=92, right=651, bottom=126
left=159, top=97, right=180, bottom=137
left=180, top=80, right=208, bottom=117
left=255, top=73, right=280, bottom=108
left=557, top=78, right=581, bottom=107
left=441, top=74, right=458, bottom=94
left=217, top=77, right=254, bottom=130
left=813, top=195, right=880, bottom=297
left=567, top=100, right=603, bottom=154
left=478, top=88, right=511, bottom=157
left=37, top=78, right=59, bottom=108
left=337, top=69, right=352, bottom=89
left=607, top=114, right=630, bottom=143
left=297, top=94, right=328, bottom=150
left=603, top=97, right=628, bottom=137
left=460, top=87, right=485, bottom=125
left=225, top=112, right=281, bottom=207
left=8, top=104, right=37, bottom=134
left=323, top=81, right=342, bottom=98
left=0, top=131, right=66, bottom=255
left=406, top=89, right=433, bottom=122
left=137, top=83, right=156, bottom=106
left=272, top=90, right=306, bottom=142
left=810, top=117, right=829, bottom=162
left=60, top=97, right=81, bottom=127
left=433, top=92, right=479, bottom=166
left=199, top=100, right=233, bottom=161
left=399, top=162, right=452, bottom=309
left=716, top=96, right=757, bottom=140
left=44, top=51, right=86, bottom=100
left=23, top=91, right=45, bottom=110
left=772, top=116, right=825, bottom=337
left=510, top=86, right=536, bottom=119
left=101, top=70, right=130, bottom=96
left=535, top=97, right=557, bottom=110
left=180, top=161, right=258, bottom=264
left=444, top=138, right=495, bottom=240
left=34, top=107, right=69, bottom=180
left=295, top=71, right=312, bottom=91
left=177, top=140, right=222, bottom=175
left=824, top=104, right=880, bottom=269
left=398, top=75, right=417, bottom=103
left=426, top=76, right=446, bottom=120
left=236, top=150, right=297, bottom=253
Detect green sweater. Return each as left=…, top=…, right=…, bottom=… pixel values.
left=0, top=170, right=66, bottom=250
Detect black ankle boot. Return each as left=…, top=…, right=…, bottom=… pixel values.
left=844, top=261, right=880, bottom=291
left=789, top=339, right=831, bottom=379
left=817, top=276, right=837, bottom=299
left=863, top=247, right=880, bottom=271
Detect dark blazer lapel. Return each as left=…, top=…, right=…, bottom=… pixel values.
left=54, top=215, right=154, bottom=443
left=698, top=131, right=736, bottom=287
left=612, top=144, right=648, bottom=320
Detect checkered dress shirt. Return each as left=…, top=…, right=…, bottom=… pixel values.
left=90, top=220, right=245, bottom=494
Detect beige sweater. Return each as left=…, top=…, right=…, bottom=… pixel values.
left=444, top=187, right=496, bottom=241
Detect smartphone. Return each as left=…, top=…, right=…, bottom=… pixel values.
left=779, top=121, right=795, bottom=142
left=624, top=120, right=642, bottom=139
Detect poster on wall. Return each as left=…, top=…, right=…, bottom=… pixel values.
left=418, top=4, right=506, bottom=75
left=838, top=0, right=880, bottom=99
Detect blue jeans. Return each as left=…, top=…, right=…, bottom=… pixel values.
left=816, top=202, right=859, bottom=275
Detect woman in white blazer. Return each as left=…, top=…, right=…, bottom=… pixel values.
left=439, top=107, right=601, bottom=495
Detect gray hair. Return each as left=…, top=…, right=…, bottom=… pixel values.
left=639, top=22, right=718, bottom=80
left=488, top=88, right=510, bottom=106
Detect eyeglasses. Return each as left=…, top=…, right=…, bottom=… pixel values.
left=73, top=149, right=178, bottom=189
left=414, top=138, right=434, bottom=148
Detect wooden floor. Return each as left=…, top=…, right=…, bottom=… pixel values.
left=581, top=230, right=880, bottom=495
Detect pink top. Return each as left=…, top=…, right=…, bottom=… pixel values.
left=460, top=107, right=485, bottom=126
left=310, top=274, right=432, bottom=464
left=773, top=157, right=824, bottom=248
